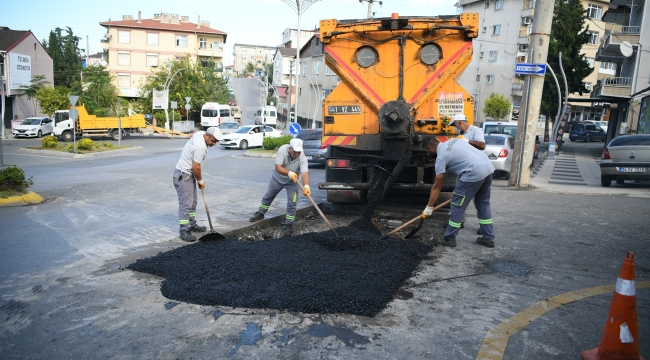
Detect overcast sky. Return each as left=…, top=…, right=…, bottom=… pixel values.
left=2, top=0, right=458, bottom=65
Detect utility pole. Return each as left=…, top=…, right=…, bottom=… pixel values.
left=508, top=0, right=554, bottom=187
left=288, top=58, right=294, bottom=124
left=359, top=0, right=382, bottom=19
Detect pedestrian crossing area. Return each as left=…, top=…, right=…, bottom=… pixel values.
left=588, top=147, right=605, bottom=165
left=548, top=145, right=587, bottom=185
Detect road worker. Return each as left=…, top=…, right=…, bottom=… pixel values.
left=421, top=136, right=496, bottom=248
left=249, top=138, right=310, bottom=237
left=173, top=127, right=218, bottom=242
left=449, top=113, right=486, bottom=150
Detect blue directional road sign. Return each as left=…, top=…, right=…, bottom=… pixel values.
left=289, top=123, right=302, bottom=135
left=515, top=63, right=547, bottom=75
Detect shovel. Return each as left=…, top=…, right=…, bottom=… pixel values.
left=296, top=180, right=340, bottom=238
left=380, top=199, right=451, bottom=240
left=198, top=187, right=226, bottom=241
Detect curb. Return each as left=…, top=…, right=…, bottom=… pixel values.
left=18, top=146, right=144, bottom=159
left=0, top=191, right=44, bottom=207
left=244, top=151, right=277, bottom=158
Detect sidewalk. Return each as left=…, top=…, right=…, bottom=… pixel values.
left=530, top=141, right=650, bottom=198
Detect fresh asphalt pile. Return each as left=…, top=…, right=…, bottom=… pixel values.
left=128, top=219, right=432, bottom=317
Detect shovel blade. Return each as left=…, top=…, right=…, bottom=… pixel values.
left=404, top=218, right=424, bottom=239
left=199, top=232, right=226, bottom=241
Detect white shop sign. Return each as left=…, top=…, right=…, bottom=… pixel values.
left=9, top=53, right=32, bottom=89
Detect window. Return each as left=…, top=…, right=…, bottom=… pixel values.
left=485, top=1, right=489, bottom=8
left=495, top=0, right=502, bottom=10
left=587, top=31, right=598, bottom=45
left=118, top=31, right=130, bottom=43
left=489, top=51, right=497, bottom=61
left=326, top=66, right=335, bottom=76
left=146, top=53, right=159, bottom=67
left=176, top=35, right=187, bottom=48
left=480, top=51, right=484, bottom=58
left=483, top=27, right=487, bottom=33
left=476, top=74, right=481, bottom=81
left=219, top=109, right=230, bottom=117
left=241, top=56, right=247, bottom=61
left=314, top=61, right=320, bottom=75
left=493, top=25, right=501, bottom=35
left=147, top=33, right=158, bottom=46
left=117, top=51, right=130, bottom=66
left=117, top=73, right=130, bottom=87
left=302, top=64, right=307, bottom=76
left=600, top=62, right=617, bottom=72
left=212, top=41, right=221, bottom=49
left=242, top=49, right=247, bottom=52
left=586, top=57, right=595, bottom=68
left=487, top=75, right=494, bottom=84
left=199, top=38, right=207, bottom=49
left=587, top=4, right=602, bottom=19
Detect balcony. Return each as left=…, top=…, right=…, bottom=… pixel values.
left=592, top=77, right=632, bottom=98
left=521, top=0, right=534, bottom=18
left=595, top=26, right=640, bottom=62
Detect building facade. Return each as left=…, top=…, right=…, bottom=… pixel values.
left=280, top=28, right=318, bottom=48
left=232, top=44, right=277, bottom=77
left=0, top=27, right=53, bottom=130
left=273, top=47, right=297, bottom=120
left=99, top=12, right=227, bottom=97
left=458, top=0, right=609, bottom=125
left=594, top=0, right=650, bottom=135
left=296, top=35, right=340, bottom=129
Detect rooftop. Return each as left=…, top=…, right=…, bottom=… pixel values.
left=0, top=27, right=31, bottom=52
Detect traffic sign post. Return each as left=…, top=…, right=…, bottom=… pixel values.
left=515, top=63, right=547, bottom=75
left=68, top=95, right=80, bottom=152
left=289, top=123, right=302, bottom=136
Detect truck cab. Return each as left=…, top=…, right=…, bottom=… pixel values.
left=53, top=110, right=75, bottom=141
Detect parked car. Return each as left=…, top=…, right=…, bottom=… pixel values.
left=220, top=125, right=282, bottom=150
left=600, top=134, right=650, bottom=187
left=568, top=122, right=607, bottom=142
left=297, top=129, right=326, bottom=164
left=483, top=134, right=515, bottom=180
left=12, top=117, right=53, bottom=138
left=217, top=121, right=240, bottom=136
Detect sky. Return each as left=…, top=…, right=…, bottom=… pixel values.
left=1, top=0, right=458, bottom=65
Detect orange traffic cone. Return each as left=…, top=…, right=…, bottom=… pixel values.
left=581, top=252, right=645, bottom=360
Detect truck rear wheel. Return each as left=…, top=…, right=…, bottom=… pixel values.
left=61, top=131, right=73, bottom=142
left=111, top=130, right=120, bottom=141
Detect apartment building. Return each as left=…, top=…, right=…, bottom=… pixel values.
left=0, top=27, right=53, bottom=128
left=99, top=12, right=227, bottom=97
left=273, top=48, right=297, bottom=119
left=593, top=0, right=650, bottom=135
left=458, top=0, right=609, bottom=124
left=280, top=28, right=318, bottom=48
left=232, top=44, right=277, bottom=76
left=296, top=35, right=341, bottom=129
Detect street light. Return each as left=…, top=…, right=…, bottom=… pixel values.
left=160, top=66, right=185, bottom=130
left=280, top=0, right=321, bottom=125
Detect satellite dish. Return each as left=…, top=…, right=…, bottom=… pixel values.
left=620, top=41, right=633, bottom=58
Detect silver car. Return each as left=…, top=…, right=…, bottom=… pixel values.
left=483, top=134, right=515, bottom=180
left=297, top=129, right=326, bottom=165
left=600, top=134, right=650, bottom=187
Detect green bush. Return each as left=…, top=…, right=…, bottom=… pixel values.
left=68, top=144, right=74, bottom=150
left=263, top=135, right=293, bottom=150
left=41, top=135, right=58, bottom=149
left=102, top=142, right=114, bottom=148
left=77, top=138, right=95, bottom=151
left=0, top=166, right=33, bottom=193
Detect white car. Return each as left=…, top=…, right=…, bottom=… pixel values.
left=220, top=125, right=282, bottom=150
left=13, top=117, right=53, bottom=138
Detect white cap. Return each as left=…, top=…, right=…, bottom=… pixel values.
left=205, top=127, right=218, bottom=136
left=449, top=113, right=468, bottom=125
left=289, top=138, right=303, bottom=152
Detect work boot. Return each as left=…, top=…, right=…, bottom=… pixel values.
left=435, top=238, right=457, bottom=247
left=476, top=236, right=495, bottom=248
left=249, top=211, right=264, bottom=222
left=189, top=224, right=207, bottom=232
left=179, top=230, right=196, bottom=242
left=283, top=223, right=293, bottom=237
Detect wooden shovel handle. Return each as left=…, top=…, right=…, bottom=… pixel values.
left=382, top=199, right=452, bottom=238
left=296, top=180, right=339, bottom=237
left=200, top=187, right=214, bottom=233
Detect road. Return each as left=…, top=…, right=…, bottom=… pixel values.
left=0, top=136, right=648, bottom=359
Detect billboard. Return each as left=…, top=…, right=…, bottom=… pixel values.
left=638, top=95, right=650, bottom=135
left=9, top=53, right=31, bottom=89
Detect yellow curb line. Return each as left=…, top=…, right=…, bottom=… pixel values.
left=0, top=192, right=45, bottom=207
left=476, top=280, right=650, bottom=360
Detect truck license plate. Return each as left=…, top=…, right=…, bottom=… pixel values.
left=619, top=167, right=645, bottom=173
left=329, top=106, right=361, bottom=114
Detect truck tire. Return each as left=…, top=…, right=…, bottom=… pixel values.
left=61, top=131, right=73, bottom=142
left=111, top=130, right=120, bottom=141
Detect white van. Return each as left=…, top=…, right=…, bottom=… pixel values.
left=482, top=121, right=518, bottom=137
left=201, top=103, right=235, bottom=130
left=254, top=105, right=277, bottom=126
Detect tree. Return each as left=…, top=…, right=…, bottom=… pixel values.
left=17, top=75, right=49, bottom=115
left=483, top=93, right=511, bottom=121
left=540, top=0, right=593, bottom=120
left=136, top=56, right=230, bottom=122
left=35, top=86, right=69, bottom=117
left=244, top=62, right=255, bottom=77
left=43, top=27, right=82, bottom=88
left=79, top=64, right=118, bottom=116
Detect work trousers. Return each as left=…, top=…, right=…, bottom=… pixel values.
left=173, top=168, right=198, bottom=232
left=257, top=176, right=299, bottom=225
left=444, top=173, right=494, bottom=242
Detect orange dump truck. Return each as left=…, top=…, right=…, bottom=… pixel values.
left=317, top=13, right=479, bottom=203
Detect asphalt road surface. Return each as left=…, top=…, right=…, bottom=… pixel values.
left=0, top=136, right=648, bottom=359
